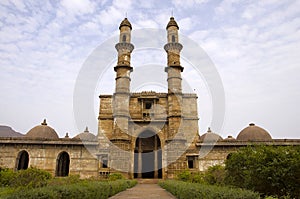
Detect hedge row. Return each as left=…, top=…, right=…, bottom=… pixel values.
left=0, top=167, right=51, bottom=188
left=5, top=180, right=137, bottom=199
left=159, top=180, right=260, bottom=199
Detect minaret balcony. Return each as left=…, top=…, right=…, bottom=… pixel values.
left=115, top=43, right=134, bottom=52
left=164, top=42, right=183, bottom=52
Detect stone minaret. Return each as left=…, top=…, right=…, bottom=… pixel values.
left=164, top=17, right=184, bottom=140
left=106, top=18, right=134, bottom=176
left=113, top=18, right=134, bottom=140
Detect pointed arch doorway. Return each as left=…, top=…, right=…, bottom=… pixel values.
left=134, top=130, right=162, bottom=178
left=56, top=151, right=70, bottom=177
left=16, top=150, right=29, bottom=170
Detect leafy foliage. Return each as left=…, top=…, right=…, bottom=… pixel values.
left=0, top=167, right=137, bottom=199
left=176, top=170, right=205, bottom=183
left=5, top=180, right=137, bottom=199
left=176, top=170, right=192, bottom=182
left=11, top=167, right=52, bottom=188
left=159, top=180, right=260, bottom=199
left=48, top=174, right=82, bottom=186
left=203, top=164, right=226, bottom=185
left=176, top=166, right=225, bottom=185
left=0, top=168, right=16, bottom=187
left=108, top=173, right=125, bottom=181
left=225, top=145, right=300, bottom=198
left=0, top=167, right=51, bottom=188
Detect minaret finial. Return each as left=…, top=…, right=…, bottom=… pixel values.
left=171, top=9, right=173, bottom=17
left=125, top=12, right=127, bottom=18
left=85, top=126, right=89, bottom=132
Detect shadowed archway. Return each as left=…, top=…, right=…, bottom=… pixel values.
left=56, top=151, right=70, bottom=177
left=134, top=131, right=162, bottom=178
left=16, top=150, right=29, bottom=170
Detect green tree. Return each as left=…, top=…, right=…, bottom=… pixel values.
left=225, top=145, right=300, bottom=197
left=204, top=164, right=226, bottom=185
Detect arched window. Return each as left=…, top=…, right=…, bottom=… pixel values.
left=226, top=153, right=232, bottom=160
left=172, top=35, right=175, bottom=43
left=122, top=35, right=126, bottom=42
left=56, top=151, right=70, bottom=177
left=16, top=150, right=29, bottom=170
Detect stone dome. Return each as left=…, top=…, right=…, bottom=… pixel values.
left=119, top=18, right=132, bottom=30
left=199, top=128, right=223, bottom=142
left=73, top=127, right=97, bottom=141
left=224, top=135, right=236, bottom=141
left=26, top=119, right=59, bottom=139
left=166, top=17, right=179, bottom=29
left=237, top=123, right=272, bottom=141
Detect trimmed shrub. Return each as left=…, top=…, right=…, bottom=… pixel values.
left=108, top=173, right=125, bottom=181
left=176, top=170, right=206, bottom=184
left=0, top=167, right=51, bottom=188
left=10, top=167, right=52, bottom=188
left=159, top=180, right=260, bottom=199
left=176, top=170, right=191, bottom=182
left=48, top=174, right=81, bottom=186
left=6, top=180, right=137, bottom=199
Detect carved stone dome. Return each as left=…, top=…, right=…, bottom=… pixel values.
left=237, top=123, right=272, bottom=141
left=73, top=127, right=97, bottom=141
left=26, top=119, right=59, bottom=139
left=199, top=127, right=223, bottom=142
left=166, top=17, right=179, bottom=29
left=119, top=18, right=132, bottom=30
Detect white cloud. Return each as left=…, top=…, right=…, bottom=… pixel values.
left=112, top=0, right=133, bottom=10
left=97, top=4, right=123, bottom=26
left=134, top=19, right=158, bottom=29
left=178, top=17, right=192, bottom=31
left=60, top=0, right=95, bottom=15
left=172, top=0, right=208, bottom=9
left=10, top=0, right=26, bottom=11
left=214, top=0, right=238, bottom=16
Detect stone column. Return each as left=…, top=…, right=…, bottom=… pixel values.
left=154, top=135, right=158, bottom=178
left=138, top=138, right=142, bottom=178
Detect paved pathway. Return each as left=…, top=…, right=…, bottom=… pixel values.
left=109, top=184, right=176, bottom=199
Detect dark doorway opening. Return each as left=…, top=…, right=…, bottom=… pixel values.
left=56, top=151, right=70, bottom=177
left=134, top=131, right=162, bottom=178
left=16, top=150, right=29, bottom=170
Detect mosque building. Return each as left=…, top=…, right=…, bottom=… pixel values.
left=1, top=17, right=299, bottom=179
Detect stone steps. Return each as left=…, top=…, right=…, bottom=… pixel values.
left=137, top=178, right=160, bottom=184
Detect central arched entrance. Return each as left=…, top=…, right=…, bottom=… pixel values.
left=134, top=131, right=162, bottom=178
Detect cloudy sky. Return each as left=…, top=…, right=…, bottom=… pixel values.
left=0, top=0, right=299, bottom=139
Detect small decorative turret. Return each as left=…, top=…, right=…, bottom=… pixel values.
left=41, top=119, right=47, bottom=125
left=166, top=17, right=179, bottom=30
left=207, top=127, right=212, bottom=133
left=119, top=18, right=132, bottom=30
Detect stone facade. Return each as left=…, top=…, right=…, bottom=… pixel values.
left=97, top=17, right=199, bottom=179
left=0, top=17, right=299, bottom=179
left=0, top=137, right=98, bottom=178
